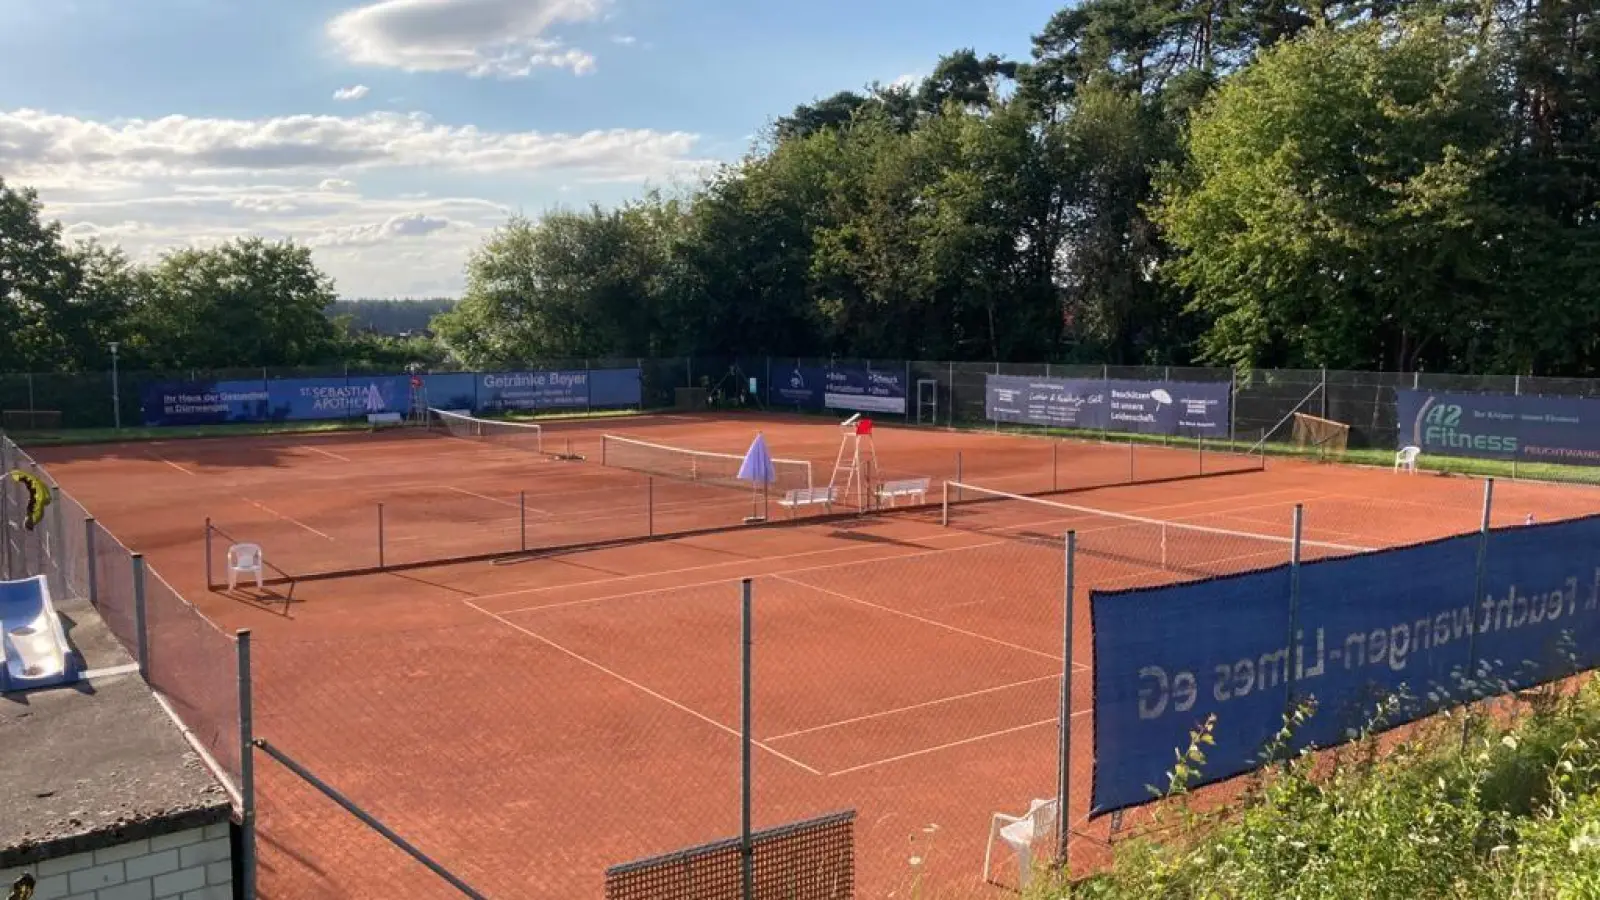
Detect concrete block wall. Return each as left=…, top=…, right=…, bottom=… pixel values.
left=1, top=822, right=234, bottom=900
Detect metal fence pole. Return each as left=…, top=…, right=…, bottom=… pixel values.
left=519, top=491, right=527, bottom=552
left=132, top=552, right=149, bottom=676
left=1229, top=369, right=1238, bottom=447
left=1463, top=478, right=1494, bottom=747
left=237, top=629, right=258, bottom=899
left=740, top=577, right=755, bottom=900
left=85, top=517, right=98, bottom=606
left=904, top=360, right=912, bottom=423
left=253, top=739, right=492, bottom=900
left=1056, top=530, right=1076, bottom=866
left=0, top=467, right=10, bottom=580
left=941, top=480, right=950, bottom=526
left=1282, top=505, right=1304, bottom=744
left=377, top=503, right=385, bottom=569
left=1320, top=367, right=1329, bottom=419
left=947, top=361, right=955, bottom=426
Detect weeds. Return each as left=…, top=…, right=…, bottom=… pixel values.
left=1054, top=677, right=1600, bottom=899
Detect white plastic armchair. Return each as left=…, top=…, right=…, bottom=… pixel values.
left=227, top=542, right=265, bottom=590
left=982, top=797, right=1058, bottom=890
left=1395, top=445, right=1421, bottom=474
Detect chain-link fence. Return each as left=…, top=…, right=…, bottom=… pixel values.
left=0, top=359, right=1580, bottom=440
left=1, top=433, right=244, bottom=788
left=15, top=358, right=1600, bottom=486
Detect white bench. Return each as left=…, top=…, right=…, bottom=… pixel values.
left=777, top=486, right=838, bottom=517
left=367, top=411, right=403, bottom=429
left=875, top=477, right=930, bottom=508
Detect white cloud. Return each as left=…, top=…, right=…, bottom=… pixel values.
left=332, top=84, right=371, bottom=101
left=0, top=108, right=706, bottom=184
left=7, top=105, right=715, bottom=296
left=611, top=34, right=635, bottom=45
left=890, top=72, right=921, bottom=90
left=310, top=211, right=456, bottom=246
left=328, top=0, right=606, bottom=78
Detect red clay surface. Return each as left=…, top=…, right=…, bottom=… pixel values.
left=30, top=413, right=1600, bottom=899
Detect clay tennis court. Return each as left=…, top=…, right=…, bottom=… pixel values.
left=30, top=414, right=1600, bottom=898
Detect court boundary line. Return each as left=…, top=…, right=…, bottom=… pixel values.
left=300, top=445, right=352, bottom=462
left=241, top=496, right=335, bottom=541
left=482, top=487, right=1322, bottom=611
left=827, top=717, right=1059, bottom=778
left=458, top=597, right=824, bottom=777
left=495, top=534, right=1015, bottom=615
left=446, top=485, right=534, bottom=512
left=772, top=574, right=1064, bottom=665
left=765, top=673, right=1063, bottom=742
left=143, top=447, right=195, bottom=476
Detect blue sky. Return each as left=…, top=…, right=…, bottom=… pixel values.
left=0, top=0, right=1062, bottom=296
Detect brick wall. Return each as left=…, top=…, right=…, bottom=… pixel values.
left=1, top=822, right=233, bottom=900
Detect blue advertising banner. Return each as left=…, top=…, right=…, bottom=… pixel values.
left=141, top=367, right=643, bottom=425
left=769, top=363, right=908, bottom=414
left=475, top=368, right=641, bottom=411
left=590, top=368, right=645, bottom=408
left=266, top=376, right=410, bottom=420
left=1091, top=516, right=1600, bottom=814
left=986, top=375, right=1231, bottom=437
left=1396, top=388, right=1600, bottom=466
left=141, top=380, right=272, bottom=427
left=420, top=372, right=478, bottom=411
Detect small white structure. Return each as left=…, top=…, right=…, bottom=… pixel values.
left=983, top=796, right=1058, bottom=889
left=776, top=485, right=839, bottom=517
left=1394, top=445, right=1421, bottom=474
left=0, top=574, right=74, bottom=692
left=226, top=542, right=266, bottom=591
left=874, top=477, right=930, bottom=508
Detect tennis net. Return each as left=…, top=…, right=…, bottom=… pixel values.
left=601, top=434, right=814, bottom=494
left=941, top=480, right=1374, bottom=580
left=431, top=409, right=544, bottom=454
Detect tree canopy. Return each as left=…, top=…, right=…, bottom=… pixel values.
left=4, top=0, right=1598, bottom=377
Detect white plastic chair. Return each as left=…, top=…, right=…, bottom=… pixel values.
left=227, top=543, right=265, bottom=590
left=1395, top=445, right=1421, bottom=474
left=983, top=797, right=1058, bottom=889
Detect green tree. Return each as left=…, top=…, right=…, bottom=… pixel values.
left=434, top=200, right=675, bottom=366
left=0, top=179, right=138, bottom=373
left=1155, top=18, right=1510, bottom=370
left=127, top=237, right=340, bottom=369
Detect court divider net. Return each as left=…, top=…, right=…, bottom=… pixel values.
left=941, top=479, right=1374, bottom=580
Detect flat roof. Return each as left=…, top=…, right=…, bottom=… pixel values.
left=1, top=580, right=232, bottom=868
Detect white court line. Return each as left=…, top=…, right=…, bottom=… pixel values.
left=242, top=497, right=335, bottom=541
left=144, top=449, right=194, bottom=476
left=828, top=717, right=1058, bottom=777
left=765, top=673, right=1062, bottom=742
left=447, top=486, right=528, bottom=511
left=301, top=445, right=351, bottom=462
left=496, top=535, right=1018, bottom=614
left=480, top=487, right=1319, bottom=608
left=460, top=598, right=823, bottom=776
left=773, top=575, right=1063, bottom=664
